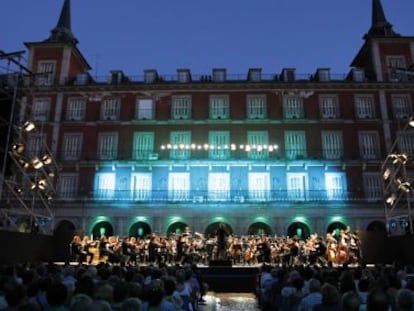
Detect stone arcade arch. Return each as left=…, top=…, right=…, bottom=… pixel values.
left=92, top=221, right=114, bottom=239
left=247, top=222, right=273, bottom=236
left=327, top=221, right=347, bottom=239
left=205, top=222, right=233, bottom=237
left=129, top=221, right=152, bottom=238
left=287, top=222, right=311, bottom=239
left=366, top=220, right=386, bottom=233
left=166, top=221, right=189, bottom=236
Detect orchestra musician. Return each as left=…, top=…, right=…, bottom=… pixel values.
left=121, top=236, right=138, bottom=265
left=70, top=235, right=87, bottom=264
left=216, top=223, right=229, bottom=260
left=81, top=235, right=96, bottom=264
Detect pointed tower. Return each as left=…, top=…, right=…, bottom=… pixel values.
left=364, top=0, right=399, bottom=39
left=351, top=0, right=413, bottom=82
left=25, top=0, right=90, bottom=86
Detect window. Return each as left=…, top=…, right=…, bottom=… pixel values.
left=287, top=173, right=308, bottom=201
left=246, top=95, right=266, bottom=119
left=101, top=98, right=120, bottom=121
left=355, top=95, right=375, bottom=119
left=32, top=98, right=50, bottom=121
left=248, top=173, right=270, bottom=201
left=248, top=68, right=262, bottom=81
left=317, top=68, right=331, bottom=82
left=392, top=94, right=412, bottom=119
left=172, top=96, right=191, bottom=120
left=325, top=173, right=346, bottom=200
left=247, top=131, right=269, bottom=160
left=363, top=173, right=382, bottom=200
left=62, top=133, right=83, bottom=160
left=170, top=131, right=191, bottom=160
left=209, top=95, right=229, bottom=119
left=212, top=68, right=226, bottom=82
left=208, top=173, right=230, bottom=201
left=283, top=96, right=303, bottom=119
left=136, top=98, right=154, bottom=120
left=387, top=56, right=407, bottom=81
left=98, top=132, right=118, bottom=160
left=285, top=131, right=306, bottom=160
left=177, top=69, right=191, bottom=83
left=358, top=131, right=380, bottom=160
left=66, top=97, right=86, bottom=121
left=209, top=131, right=230, bottom=160
left=319, top=95, right=339, bottom=119
left=398, top=132, right=414, bottom=155
left=168, top=173, right=190, bottom=201
left=57, top=174, right=78, bottom=200
left=36, top=61, right=55, bottom=86
left=321, top=131, right=343, bottom=160
left=131, top=173, right=152, bottom=201
left=27, top=133, right=45, bottom=157
left=352, top=68, right=365, bottom=82
left=133, top=132, right=154, bottom=160
left=95, top=173, right=115, bottom=200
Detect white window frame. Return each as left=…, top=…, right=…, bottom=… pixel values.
left=283, top=96, right=303, bottom=119
left=62, top=133, right=83, bottom=161
left=287, top=173, right=308, bottom=201
left=321, top=131, right=343, bottom=160
left=387, top=56, right=407, bottom=81
left=136, top=98, right=155, bottom=120
left=247, top=131, right=269, bottom=160
left=95, top=172, right=116, bottom=200
left=57, top=174, right=78, bottom=200
left=319, top=95, right=339, bottom=119
left=325, top=173, right=346, bottom=200
left=248, top=172, right=270, bottom=202
left=246, top=95, right=266, bottom=119
left=284, top=131, right=307, bottom=160
left=36, top=60, right=56, bottom=86
left=98, top=132, right=118, bottom=160
left=132, top=132, right=154, bottom=160
left=358, top=131, right=380, bottom=160
left=363, top=173, right=382, bottom=201
left=131, top=173, right=152, bottom=201
left=27, top=133, right=46, bottom=157
left=208, top=173, right=230, bottom=201
left=392, top=94, right=412, bottom=119
left=209, top=95, right=229, bottom=120
left=32, top=98, right=50, bottom=121
left=397, top=131, right=414, bottom=155
left=170, top=131, right=191, bottom=160
left=66, top=97, right=86, bottom=121
left=208, top=131, right=230, bottom=160
left=355, top=95, right=376, bottom=119
left=101, top=98, right=120, bottom=121
left=172, top=96, right=192, bottom=120
left=168, top=173, right=190, bottom=201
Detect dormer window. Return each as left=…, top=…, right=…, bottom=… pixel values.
left=74, top=72, right=90, bottom=85
left=280, top=68, right=296, bottom=82
left=177, top=69, right=191, bottom=83
left=352, top=68, right=365, bottom=82
left=144, top=69, right=158, bottom=83
left=248, top=68, right=262, bottom=82
left=212, top=68, right=226, bottom=82
left=316, top=68, right=331, bottom=82
left=109, top=70, right=124, bottom=84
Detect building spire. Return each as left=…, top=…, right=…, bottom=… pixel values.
left=46, top=0, right=78, bottom=44
left=364, top=0, right=399, bottom=39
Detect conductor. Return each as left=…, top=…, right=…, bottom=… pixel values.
left=216, top=223, right=229, bottom=260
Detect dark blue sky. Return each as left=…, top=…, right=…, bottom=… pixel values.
left=1, top=1, right=413, bottom=77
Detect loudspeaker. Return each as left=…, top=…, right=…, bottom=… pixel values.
left=209, top=260, right=232, bottom=267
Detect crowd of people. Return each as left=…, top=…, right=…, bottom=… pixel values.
left=257, top=263, right=414, bottom=311
left=70, top=226, right=362, bottom=267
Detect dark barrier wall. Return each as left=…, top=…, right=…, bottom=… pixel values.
left=0, top=230, right=54, bottom=264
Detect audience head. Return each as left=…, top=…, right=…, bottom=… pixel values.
left=341, top=291, right=361, bottom=311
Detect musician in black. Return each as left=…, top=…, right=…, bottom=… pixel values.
left=216, top=223, right=229, bottom=260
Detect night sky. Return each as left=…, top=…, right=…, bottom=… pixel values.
left=1, top=0, right=413, bottom=77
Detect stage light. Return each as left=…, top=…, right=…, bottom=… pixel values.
left=395, top=178, right=411, bottom=193
left=14, top=186, right=23, bottom=194
left=42, top=154, right=52, bottom=165
left=385, top=193, right=397, bottom=205
left=23, top=121, right=35, bottom=132
left=383, top=168, right=391, bottom=180
left=18, top=158, right=30, bottom=169
left=12, top=143, right=25, bottom=155
left=37, top=179, right=48, bottom=191
left=409, top=118, right=414, bottom=127
left=31, top=157, right=44, bottom=170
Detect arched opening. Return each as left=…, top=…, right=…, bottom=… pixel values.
left=205, top=222, right=233, bottom=237
left=247, top=222, right=272, bottom=236
left=129, top=222, right=152, bottom=238
left=287, top=222, right=310, bottom=240
left=366, top=220, right=386, bottom=233
left=166, top=222, right=189, bottom=236
left=92, top=221, right=114, bottom=239
left=326, top=221, right=347, bottom=239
